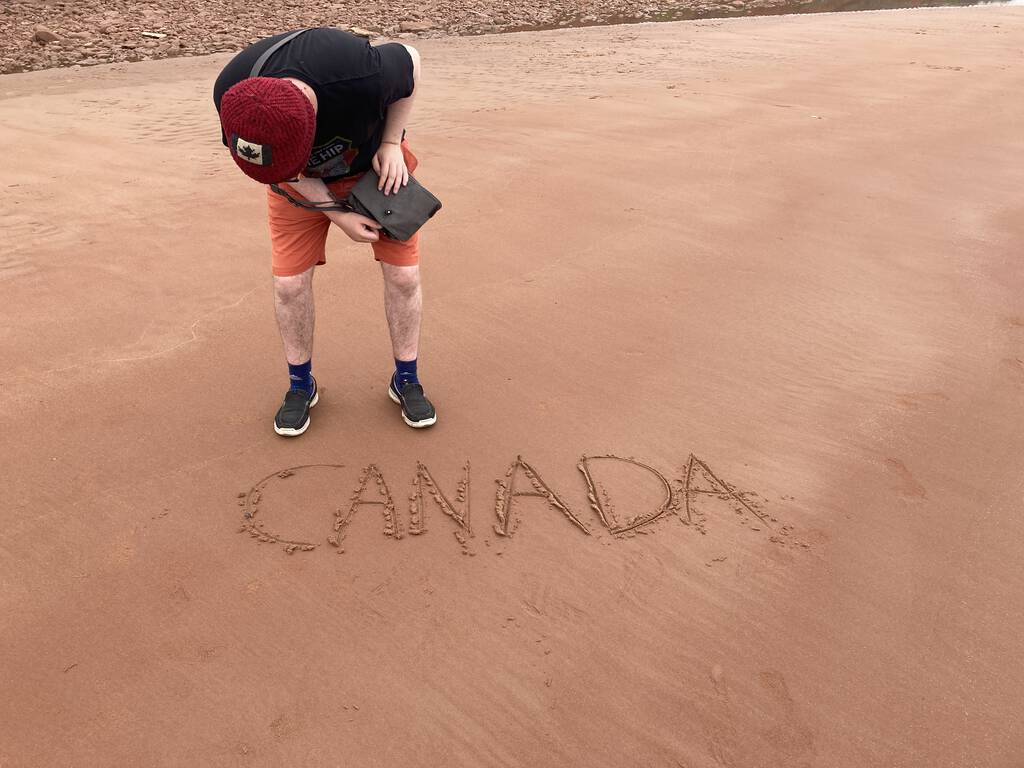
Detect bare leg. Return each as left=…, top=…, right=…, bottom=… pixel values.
left=273, top=266, right=315, bottom=365
left=380, top=263, right=422, bottom=361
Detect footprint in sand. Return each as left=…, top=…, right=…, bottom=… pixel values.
left=884, top=458, right=927, bottom=500
left=758, top=670, right=817, bottom=761
left=710, top=663, right=727, bottom=698
left=894, top=391, right=949, bottom=411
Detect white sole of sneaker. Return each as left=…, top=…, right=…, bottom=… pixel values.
left=274, top=418, right=309, bottom=437
left=274, top=388, right=319, bottom=437
left=388, top=386, right=437, bottom=428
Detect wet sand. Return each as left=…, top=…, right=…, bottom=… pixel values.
left=1, top=6, right=1023, bottom=766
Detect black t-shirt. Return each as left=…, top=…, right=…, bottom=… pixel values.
left=213, top=28, right=414, bottom=181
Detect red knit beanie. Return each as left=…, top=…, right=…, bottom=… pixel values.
left=219, top=77, right=316, bottom=184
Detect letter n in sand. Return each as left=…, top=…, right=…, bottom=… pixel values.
left=408, top=461, right=472, bottom=550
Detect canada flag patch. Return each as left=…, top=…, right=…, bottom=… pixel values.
left=232, top=135, right=272, bottom=166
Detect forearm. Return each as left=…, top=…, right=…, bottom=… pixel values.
left=282, top=177, right=351, bottom=229
left=383, top=97, right=414, bottom=144
left=382, top=45, right=420, bottom=144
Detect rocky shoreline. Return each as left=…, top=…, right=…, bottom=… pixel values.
left=0, top=0, right=831, bottom=75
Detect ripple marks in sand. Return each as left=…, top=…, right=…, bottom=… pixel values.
left=0, top=208, right=61, bottom=281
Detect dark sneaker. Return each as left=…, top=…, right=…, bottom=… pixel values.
left=274, top=377, right=318, bottom=437
left=388, top=376, right=437, bottom=428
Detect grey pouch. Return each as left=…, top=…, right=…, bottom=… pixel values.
left=345, top=170, right=442, bottom=242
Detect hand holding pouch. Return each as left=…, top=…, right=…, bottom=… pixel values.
left=345, top=170, right=442, bottom=241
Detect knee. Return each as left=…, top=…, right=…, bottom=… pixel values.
left=383, top=265, right=421, bottom=297
left=273, top=274, right=311, bottom=305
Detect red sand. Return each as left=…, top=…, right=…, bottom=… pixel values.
left=1, top=8, right=1023, bottom=766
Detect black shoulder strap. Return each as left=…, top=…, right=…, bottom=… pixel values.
left=249, top=29, right=309, bottom=78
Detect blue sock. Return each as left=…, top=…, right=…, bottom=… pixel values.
left=394, top=358, right=419, bottom=389
left=288, top=359, right=313, bottom=393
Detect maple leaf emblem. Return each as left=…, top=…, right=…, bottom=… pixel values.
left=238, top=144, right=261, bottom=160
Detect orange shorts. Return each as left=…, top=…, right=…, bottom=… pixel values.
left=266, top=142, right=420, bottom=276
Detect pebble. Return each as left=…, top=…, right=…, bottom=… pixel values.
left=32, top=26, right=60, bottom=44
left=399, top=20, right=434, bottom=33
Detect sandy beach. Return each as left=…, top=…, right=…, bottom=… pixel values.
left=1, top=6, right=1023, bottom=765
